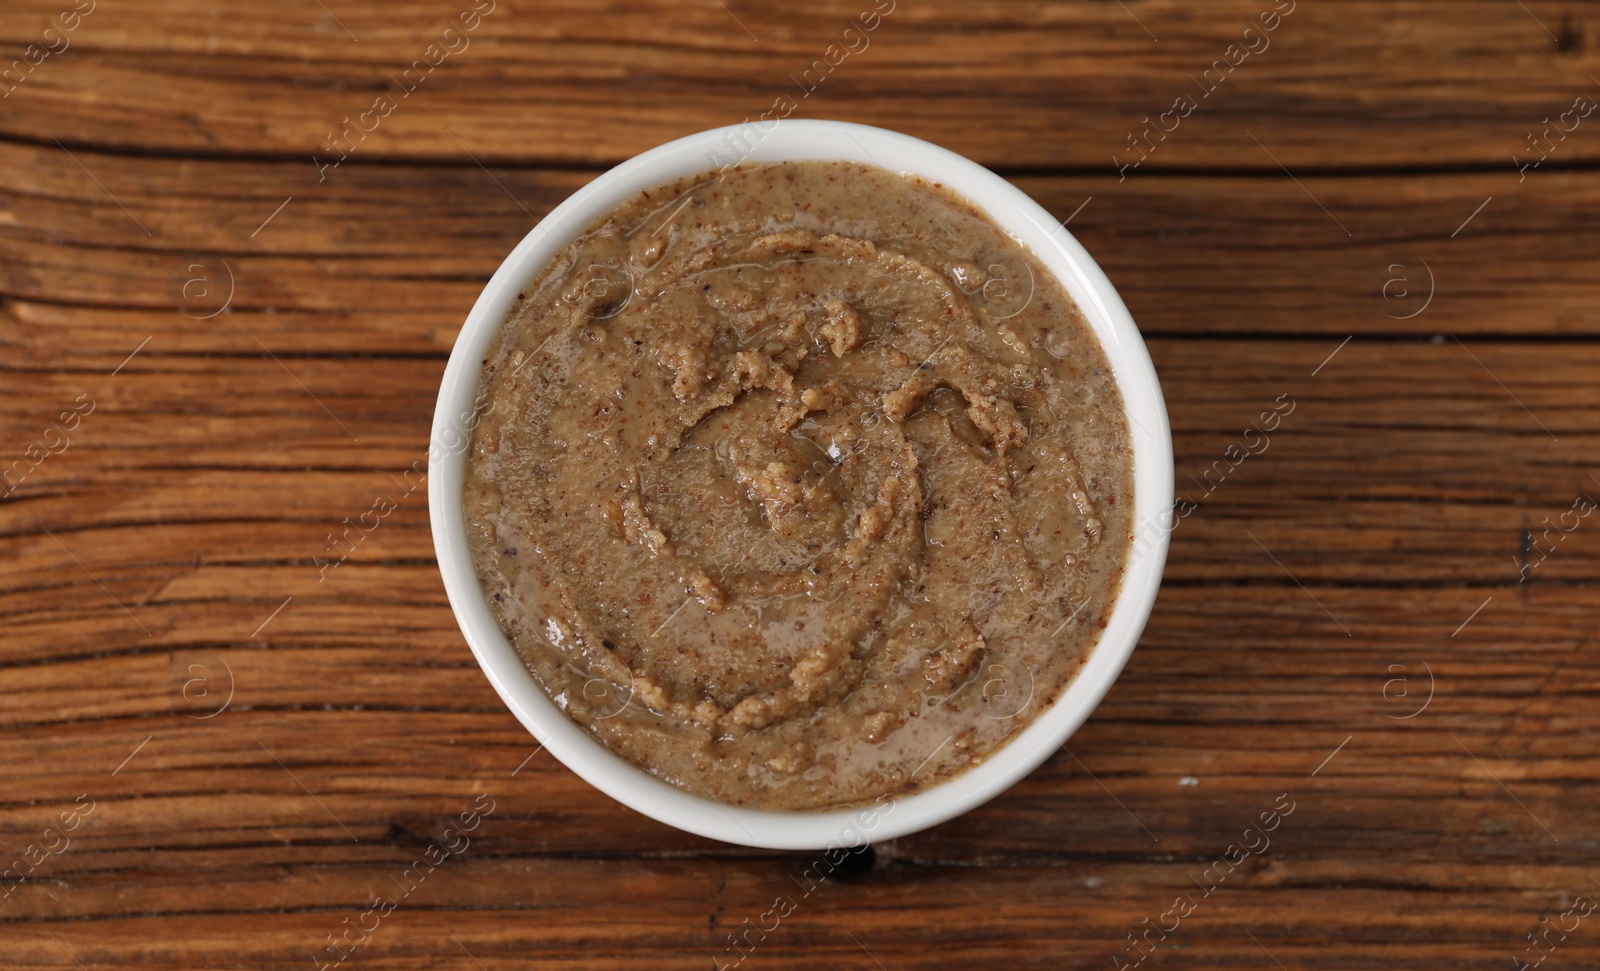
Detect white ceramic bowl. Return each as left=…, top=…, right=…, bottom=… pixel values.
left=430, top=120, right=1172, bottom=850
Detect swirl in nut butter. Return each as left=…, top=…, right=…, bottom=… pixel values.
left=465, top=162, right=1132, bottom=810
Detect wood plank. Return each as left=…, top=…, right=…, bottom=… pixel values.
left=3, top=339, right=1595, bottom=605
left=0, top=857, right=1593, bottom=970
left=5, top=143, right=1599, bottom=348
left=0, top=0, right=1595, bottom=172
left=1, top=584, right=1594, bottom=859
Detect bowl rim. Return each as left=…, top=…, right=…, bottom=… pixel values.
left=429, top=119, right=1172, bottom=850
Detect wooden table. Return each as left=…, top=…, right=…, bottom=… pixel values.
left=4, top=2, right=1598, bottom=968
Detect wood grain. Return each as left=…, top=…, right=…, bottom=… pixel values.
left=2, top=0, right=1599, bottom=171
left=6, top=141, right=1600, bottom=345
left=3, top=1, right=1600, bottom=969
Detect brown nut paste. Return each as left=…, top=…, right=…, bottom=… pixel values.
left=464, top=161, right=1132, bottom=811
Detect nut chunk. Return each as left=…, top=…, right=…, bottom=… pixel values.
left=819, top=299, right=862, bottom=357
left=968, top=392, right=1028, bottom=457
left=750, top=461, right=804, bottom=510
